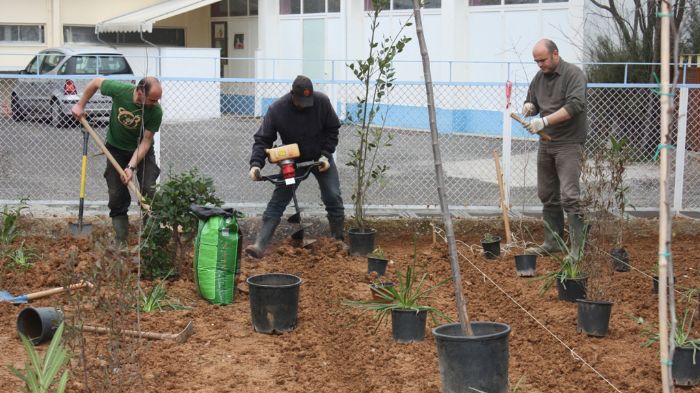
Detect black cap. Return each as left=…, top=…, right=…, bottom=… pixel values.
left=291, top=75, right=314, bottom=108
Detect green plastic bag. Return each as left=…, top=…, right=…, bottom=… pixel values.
left=192, top=205, right=242, bottom=305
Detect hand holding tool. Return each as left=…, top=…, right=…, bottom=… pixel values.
left=521, top=102, right=536, bottom=116
left=510, top=113, right=552, bottom=141
left=526, top=117, right=548, bottom=134
left=249, top=166, right=261, bottom=181
left=318, top=156, right=330, bottom=172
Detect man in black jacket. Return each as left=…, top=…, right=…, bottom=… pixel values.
left=245, top=75, right=344, bottom=258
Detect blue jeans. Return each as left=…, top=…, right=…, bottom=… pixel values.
left=263, top=156, right=344, bottom=220
left=537, top=143, right=583, bottom=215
left=104, top=144, right=160, bottom=218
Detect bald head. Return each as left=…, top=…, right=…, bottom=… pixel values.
left=533, top=39, right=560, bottom=74
left=135, top=76, right=162, bottom=108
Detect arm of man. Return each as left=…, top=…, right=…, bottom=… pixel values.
left=544, top=69, right=586, bottom=127
left=122, top=130, right=155, bottom=184
left=249, top=113, right=277, bottom=169
left=71, top=77, right=105, bottom=119
left=320, top=97, right=341, bottom=159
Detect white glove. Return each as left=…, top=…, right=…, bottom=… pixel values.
left=521, top=102, right=536, bottom=117
left=526, top=117, right=548, bottom=134
left=248, top=166, right=261, bottom=181
left=318, top=156, right=330, bottom=172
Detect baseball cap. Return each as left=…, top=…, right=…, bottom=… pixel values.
left=291, top=75, right=314, bottom=108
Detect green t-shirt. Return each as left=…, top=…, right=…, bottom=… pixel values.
left=100, top=79, right=163, bottom=151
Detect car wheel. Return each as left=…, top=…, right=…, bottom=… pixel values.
left=11, top=95, right=25, bottom=121
left=51, top=100, right=75, bottom=128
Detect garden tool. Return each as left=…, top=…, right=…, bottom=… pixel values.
left=0, top=281, right=93, bottom=304
left=69, top=129, right=93, bottom=238
left=78, top=117, right=150, bottom=211
left=258, top=144, right=320, bottom=247
left=510, top=112, right=552, bottom=141
left=80, top=320, right=194, bottom=344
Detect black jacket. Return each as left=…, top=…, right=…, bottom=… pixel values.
left=249, top=91, right=341, bottom=168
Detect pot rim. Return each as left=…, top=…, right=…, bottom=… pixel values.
left=246, top=273, right=303, bottom=288
left=432, top=321, right=511, bottom=342
left=576, top=298, right=614, bottom=306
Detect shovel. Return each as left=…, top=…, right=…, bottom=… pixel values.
left=69, top=128, right=93, bottom=238
left=81, top=320, right=194, bottom=344
left=0, top=281, right=93, bottom=304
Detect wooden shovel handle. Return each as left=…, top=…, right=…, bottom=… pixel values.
left=26, top=281, right=93, bottom=301
left=81, top=321, right=193, bottom=344
left=509, top=113, right=552, bottom=142
left=79, top=117, right=151, bottom=210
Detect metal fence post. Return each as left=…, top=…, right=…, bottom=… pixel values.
left=673, top=87, right=688, bottom=214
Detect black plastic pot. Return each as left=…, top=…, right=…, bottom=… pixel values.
left=576, top=299, right=613, bottom=337
left=433, top=322, right=511, bottom=393
left=391, top=309, right=427, bottom=343
left=556, top=276, right=588, bottom=302
left=348, top=228, right=376, bottom=256
left=481, top=237, right=501, bottom=260
left=514, top=254, right=537, bottom=277
left=611, top=247, right=630, bottom=272
left=16, top=307, right=64, bottom=345
left=246, top=273, right=302, bottom=334
left=367, top=257, right=388, bottom=276
left=673, top=345, right=700, bottom=386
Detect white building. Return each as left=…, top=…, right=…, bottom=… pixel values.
left=1, top=0, right=587, bottom=82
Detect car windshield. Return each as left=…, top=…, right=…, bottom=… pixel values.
left=24, top=52, right=65, bottom=74
left=58, top=55, right=133, bottom=75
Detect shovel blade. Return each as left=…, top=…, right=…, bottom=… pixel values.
left=69, top=223, right=93, bottom=239
left=287, top=213, right=301, bottom=224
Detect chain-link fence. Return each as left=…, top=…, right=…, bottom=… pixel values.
left=1, top=74, right=698, bottom=215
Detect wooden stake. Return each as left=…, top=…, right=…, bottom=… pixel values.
left=493, top=150, right=512, bottom=244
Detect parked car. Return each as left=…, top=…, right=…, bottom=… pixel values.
left=11, top=46, right=135, bottom=127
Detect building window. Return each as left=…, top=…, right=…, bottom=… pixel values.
left=211, top=0, right=258, bottom=17
left=63, top=26, right=101, bottom=44
left=64, top=25, right=185, bottom=46
left=0, top=24, right=44, bottom=43
left=281, top=0, right=341, bottom=14
left=364, top=0, right=440, bottom=11
left=469, top=0, right=566, bottom=5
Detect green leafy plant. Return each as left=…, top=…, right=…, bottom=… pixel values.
left=6, top=241, right=38, bottom=269
left=368, top=246, right=386, bottom=259
left=532, top=224, right=588, bottom=296
left=344, top=239, right=451, bottom=331
left=8, top=321, right=71, bottom=393
left=141, top=168, right=223, bottom=279
left=482, top=233, right=499, bottom=243
left=1, top=198, right=29, bottom=244
left=345, top=0, right=412, bottom=232
left=139, top=271, right=189, bottom=312
left=606, top=136, right=634, bottom=248
left=640, top=308, right=700, bottom=363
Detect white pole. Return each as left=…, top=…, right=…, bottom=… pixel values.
left=673, top=88, right=688, bottom=214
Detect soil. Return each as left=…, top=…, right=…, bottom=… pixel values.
left=1, top=215, right=699, bottom=392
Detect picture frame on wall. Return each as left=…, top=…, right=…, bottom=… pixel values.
left=234, top=33, right=244, bottom=50
left=211, top=22, right=228, bottom=68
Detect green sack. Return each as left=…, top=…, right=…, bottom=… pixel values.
left=192, top=205, right=242, bottom=305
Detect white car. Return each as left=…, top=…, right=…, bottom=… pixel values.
left=11, top=46, right=135, bottom=127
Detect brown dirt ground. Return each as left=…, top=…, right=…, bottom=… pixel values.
left=1, top=215, right=699, bottom=392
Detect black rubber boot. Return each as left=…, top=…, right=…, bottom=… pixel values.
left=564, top=213, right=588, bottom=264
left=244, top=216, right=280, bottom=259
left=525, top=208, right=566, bottom=255
left=112, top=215, right=129, bottom=248
left=328, top=216, right=345, bottom=241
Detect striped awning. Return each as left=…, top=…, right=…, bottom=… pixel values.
left=96, top=0, right=220, bottom=33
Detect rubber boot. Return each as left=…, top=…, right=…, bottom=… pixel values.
left=328, top=216, right=345, bottom=241
left=112, top=215, right=129, bottom=249
left=525, top=208, right=565, bottom=256
left=244, top=216, right=280, bottom=259
left=564, top=213, right=587, bottom=264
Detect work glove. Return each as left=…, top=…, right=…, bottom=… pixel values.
left=521, top=102, right=536, bottom=117
left=318, top=156, right=330, bottom=172
left=249, top=166, right=261, bottom=181
left=526, top=117, right=548, bottom=134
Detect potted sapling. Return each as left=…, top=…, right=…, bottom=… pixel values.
left=576, top=246, right=614, bottom=337
left=345, top=1, right=412, bottom=256
left=534, top=225, right=590, bottom=302
left=367, top=246, right=389, bottom=277
left=480, top=232, right=502, bottom=260
left=607, top=136, right=633, bottom=272
left=344, top=241, right=451, bottom=343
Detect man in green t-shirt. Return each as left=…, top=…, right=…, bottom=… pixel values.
left=71, top=77, right=163, bottom=246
